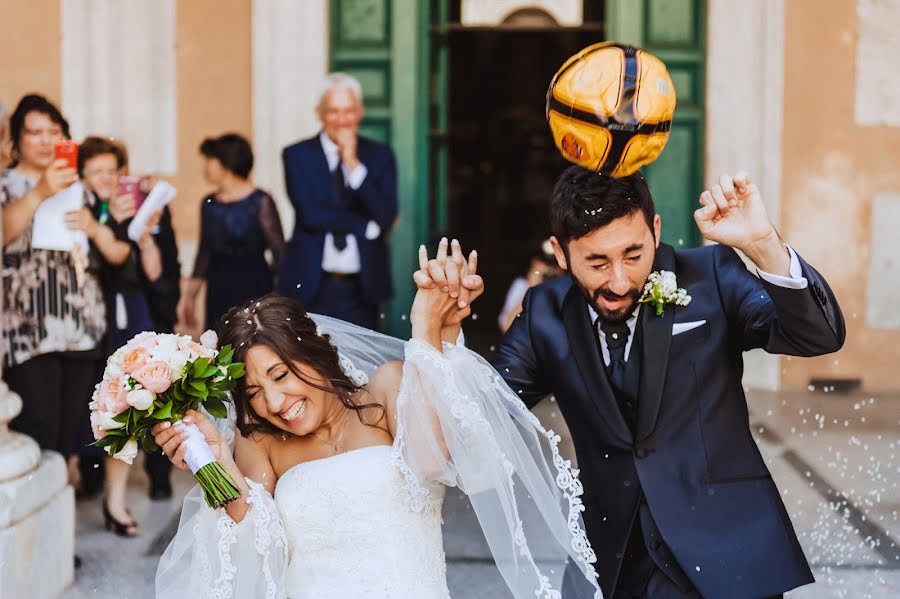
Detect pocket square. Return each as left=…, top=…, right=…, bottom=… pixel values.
left=672, top=320, right=707, bottom=335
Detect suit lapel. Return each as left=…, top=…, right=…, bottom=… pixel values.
left=637, top=244, right=675, bottom=442
left=562, top=284, right=634, bottom=446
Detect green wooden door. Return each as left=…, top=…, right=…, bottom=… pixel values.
left=330, top=0, right=432, bottom=336
left=608, top=0, right=706, bottom=248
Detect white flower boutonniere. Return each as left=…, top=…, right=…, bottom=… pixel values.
left=639, top=270, right=691, bottom=316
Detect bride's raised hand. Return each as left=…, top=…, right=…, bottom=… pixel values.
left=413, top=239, right=483, bottom=311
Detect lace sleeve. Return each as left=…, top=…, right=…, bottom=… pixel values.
left=258, top=191, right=285, bottom=271
left=392, top=338, right=602, bottom=599
left=156, top=479, right=289, bottom=599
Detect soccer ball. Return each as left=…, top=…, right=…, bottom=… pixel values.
left=546, top=42, right=676, bottom=178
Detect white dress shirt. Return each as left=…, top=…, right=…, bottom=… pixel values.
left=319, top=132, right=381, bottom=274
left=588, top=245, right=807, bottom=366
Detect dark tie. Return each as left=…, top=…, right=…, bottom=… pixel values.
left=599, top=319, right=631, bottom=394
left=333, top=162, right=348, bottom=251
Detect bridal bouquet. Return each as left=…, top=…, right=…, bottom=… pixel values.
left=90, top=330, right=245, bottom=508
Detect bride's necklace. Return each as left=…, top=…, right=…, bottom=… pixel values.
left=312, top=408, right=351, bottom=454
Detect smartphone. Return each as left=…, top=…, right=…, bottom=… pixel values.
left=118, top=176, right=139, bottom=197
left=54, top=140, right=78, bottom=169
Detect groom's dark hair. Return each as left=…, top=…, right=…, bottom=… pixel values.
left=550, top=165, right=656, bottom=247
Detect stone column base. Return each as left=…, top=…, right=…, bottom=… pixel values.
left=0, top=451, right=74, bottom=599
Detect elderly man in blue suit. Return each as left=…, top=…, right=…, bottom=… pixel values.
left=279, top=73, right=397, bottom=329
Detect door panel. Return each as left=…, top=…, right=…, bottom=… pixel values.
left=608, top=0, right=706, bottom=248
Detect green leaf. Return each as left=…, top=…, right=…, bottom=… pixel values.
left=217, top=345, right=234, bottom=364
left=152, top=399, right=173, bottom=420
left=192, top=357, right=210, bottom=377
left=141, top=435, right=160, bottom=453
left=171, top=384, right=186, bottom=402
left=108, top=437, right=127, bottom=456
left=92, top=436, right=117, bottom=448
left=187, top=385, right=208, bottom=400
left=201, top=365, right=220, bottom=378
left=204, top=397, right=227, bottom=419
left=112, top=410, right=131, bottom=424
left=227, top=363, right=246, bottom=378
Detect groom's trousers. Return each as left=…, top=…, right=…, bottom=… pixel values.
left=613, top=499, right=699, bottom=599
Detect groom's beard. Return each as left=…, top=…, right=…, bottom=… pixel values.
left=573, top=277, right=641, bottom=324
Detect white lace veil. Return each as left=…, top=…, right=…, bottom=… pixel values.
left=310, top=314, right=602, bottom=599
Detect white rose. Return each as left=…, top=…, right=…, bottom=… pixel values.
left=97, top=411, right=126, bottom=431
left=168, top=351, right=189, bottom=381
left=111, top=439, right=139, bottom=464
left=105, top=361, right=125, bottom=379
left=151, top=335, right=179, bottom=364
left=200, top=330, right=218, bottom=349
left=126, top=388, right=155, bottom=411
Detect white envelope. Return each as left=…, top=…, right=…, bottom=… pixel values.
left=127, top=181, right=176, bottom=241
left=31, top=181, right=89, bottom=253
left=672, top=320, right=707, bottom=335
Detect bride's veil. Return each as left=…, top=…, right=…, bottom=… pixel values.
left=310, top=314, right=602, bottom=599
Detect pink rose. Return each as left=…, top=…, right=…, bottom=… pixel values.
left=180, top=340, right=204, bottom=361
left=133, top=361, right=172, bottom=394
left=97, top=377, right=129, bottom=415
left=122, top=347, right=150, bottom=374
left=133, top=336, right=159, bottom=352
left=90, top=411, right=106, bottom=440
left=200, top=330, right=218, bottom=349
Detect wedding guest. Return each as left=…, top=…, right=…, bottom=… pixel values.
left=78, top=136, right=158, bottom=535
left=180, top=133, right=284, bottom=332
left=0, top=95, right=107, bottom=484
left=109, top=142, right=180, bottom=500
left=498, top=239, right=563, bottom=333
left=279, top=73, right=397, bottom=329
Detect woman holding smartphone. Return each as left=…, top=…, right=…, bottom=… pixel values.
left=109, top=141, right=181, bottom=501
left=0, top=95, right=111, bottom=484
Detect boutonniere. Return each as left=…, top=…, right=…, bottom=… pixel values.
left=639, top=270, right=691, bottom=316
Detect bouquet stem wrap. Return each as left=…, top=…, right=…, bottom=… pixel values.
left=181, top=423, right=241, bottom=509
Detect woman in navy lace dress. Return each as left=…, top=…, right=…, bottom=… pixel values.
left=181, top=134, right=284, bottom=331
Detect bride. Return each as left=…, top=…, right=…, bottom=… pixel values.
left=152, top=239, right=601, bottom=599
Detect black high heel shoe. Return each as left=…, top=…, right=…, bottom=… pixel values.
left=102, top=501, right=139, bottom=537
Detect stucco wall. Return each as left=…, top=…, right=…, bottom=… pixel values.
left=781, top=0, right=900, bottom=390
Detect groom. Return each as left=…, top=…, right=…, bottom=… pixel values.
left=437, top=167, right=844, bottom=598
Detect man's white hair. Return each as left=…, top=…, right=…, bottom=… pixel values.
left=317, top=72, right=364, bottom=108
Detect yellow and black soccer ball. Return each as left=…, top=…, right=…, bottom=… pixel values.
left=546, top=42, right=676, bottom=178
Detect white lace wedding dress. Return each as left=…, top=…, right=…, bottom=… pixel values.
left=156, top=325, right=602, bottom=599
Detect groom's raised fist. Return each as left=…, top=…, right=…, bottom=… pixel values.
left=695, top=172, right=791, bottom=276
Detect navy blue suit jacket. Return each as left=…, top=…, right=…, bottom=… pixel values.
left=495, top=243, right=845, bottom=598
left=278, top=135, right=397, bottom=305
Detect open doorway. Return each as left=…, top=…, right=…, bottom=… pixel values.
left=444, top=5, right=605, bottom=352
